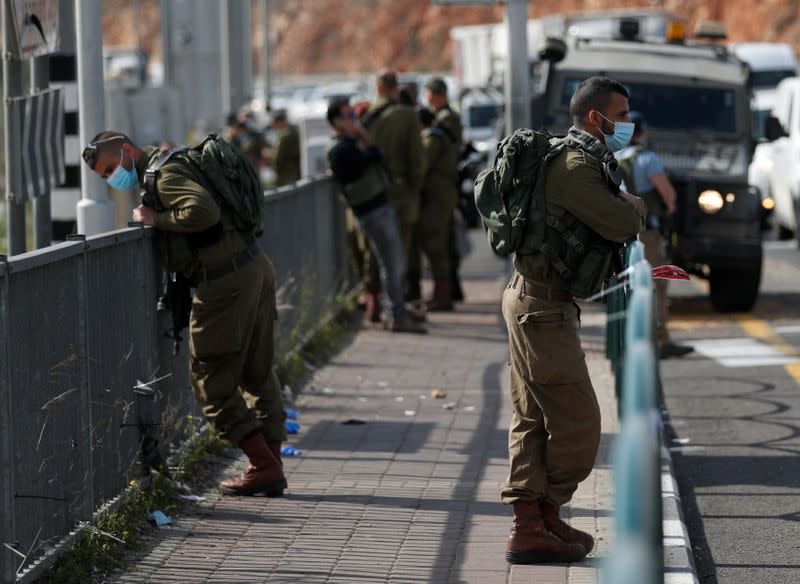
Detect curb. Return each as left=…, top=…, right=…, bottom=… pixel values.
left=660, top=424, right=700, bottom=584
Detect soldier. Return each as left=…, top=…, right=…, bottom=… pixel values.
left=81, top=131, right=287, bottom=497
left=424, top=76, right=467, bottom=304
left=406, top=107, right=459, bottom=311
left=502, top=77, right=645, bottom=564
left=326, top=98, right=425, bottom=334
left=617, top=112, right=693, bottom=358
left=360, top=70, right=425, bottom=275
left=225, top=111, right=268, bottom=173
left=269, top=109, right=302, bottom=186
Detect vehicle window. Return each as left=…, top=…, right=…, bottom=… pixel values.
left=750, top=69, right=796, bottom=90
left=468, top=104, right=502, bottom=128
left=560, top=79, right=738, bottom=134
left=752, top=109, right=770, bottom=140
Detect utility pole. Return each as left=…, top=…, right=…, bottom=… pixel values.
left=75, top=0, right=114, bottom=236
left=260, top=0, right=272, bottom=110
left=220, top=0, right=232, bottom=116
left=160, top=0, right=174, bottom=86
left=504, top=0, right=531, bottom=132
left=31, top=56, right=53, bottom=248
left=220, top=0, right=253, bottom=116
left=3, top=0, right=26, bottom=254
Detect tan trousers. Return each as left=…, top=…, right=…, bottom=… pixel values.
left=189, top=250, right=287, bottom=444
left=500, top=273, right=601, bottom=506
left=639, top=229, right=670, bottom=346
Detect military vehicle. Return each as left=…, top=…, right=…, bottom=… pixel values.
left=533, top=16, right=763, bottom=312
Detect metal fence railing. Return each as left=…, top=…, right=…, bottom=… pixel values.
left=0, top=177, right=349, bottom=582
left=603, top=240, right=664, bottom=584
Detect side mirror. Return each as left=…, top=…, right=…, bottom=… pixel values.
left=764, top=116, right=788, bottom=142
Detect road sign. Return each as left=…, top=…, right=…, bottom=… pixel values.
left=8, top=89, right=65, bottom=202
left=7, top=0, right=60, bottom=58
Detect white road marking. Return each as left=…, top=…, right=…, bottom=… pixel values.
left=764, top=240, right=800, bottom=251
left=688, top=337, right=800, bottom=367
left=774, top=324, right=800, bottom=335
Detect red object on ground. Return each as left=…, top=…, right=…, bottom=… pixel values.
left=651, top=264, right=690, bottom=280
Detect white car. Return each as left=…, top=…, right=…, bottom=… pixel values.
left=762, top=77, right=800, bottom=241
left=731, top=43, right=798, bottom=231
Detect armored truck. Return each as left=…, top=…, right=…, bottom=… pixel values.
left=533, top=18, right=763, bottom=312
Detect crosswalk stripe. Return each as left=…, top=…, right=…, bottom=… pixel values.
left=734, top=315, right=800, bottom=384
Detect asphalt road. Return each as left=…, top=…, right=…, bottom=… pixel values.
left=662, top=239, right=800, bottom=584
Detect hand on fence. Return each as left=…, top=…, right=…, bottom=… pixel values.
left=132, top=204, right=156, bottom=226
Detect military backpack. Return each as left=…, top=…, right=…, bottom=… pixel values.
left=473, top=129, right=565, bottom=256
left=144, top=134, right=265, bottom=241
left=474, top=129, right=625, bottom=298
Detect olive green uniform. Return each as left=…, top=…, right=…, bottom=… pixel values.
left=225, top=128, right=267, bottom=173
left=274, top=124, right=301, bottom=187
left=435, top=106, right=467, bottom=296
left=435, top=106, right=463, bottom=148
left=501, top=144, right=643, bottom=506
left=362, top=99, right=425, bottom=253
left=137, top=147, right=286, bottom=445
left=408, top=127, right=459, bottom=279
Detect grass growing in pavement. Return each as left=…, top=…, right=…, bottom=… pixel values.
left=35, top=287, right=360, bottom=584
left=36, top=424, right=227, bottom=584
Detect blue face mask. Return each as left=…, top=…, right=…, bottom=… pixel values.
left=597, top=112, right=635, bottom=152
left=107, top=149, right=139, bottom=190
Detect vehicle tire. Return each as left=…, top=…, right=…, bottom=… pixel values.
left=709, top=260, right=762, bottom=313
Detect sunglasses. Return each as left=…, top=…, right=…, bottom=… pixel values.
left=81, top=135, right=126, bottom=169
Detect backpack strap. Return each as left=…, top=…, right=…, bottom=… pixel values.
left=361, top=100, right=395, bottom=129
left=144, top=146, right=187, bottom=211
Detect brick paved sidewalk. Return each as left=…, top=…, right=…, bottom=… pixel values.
left=114, top=246, right=619, bottom=584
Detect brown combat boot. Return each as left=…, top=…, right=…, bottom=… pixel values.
left=540, top=500, right=595, bottom=554
left=506, top=500, right=587, bottom=564
left=425, top=279, right=454, bottom=312
left=365, top=291, right=382, bottom=323
left=220, top=432, right=287, bottom=496
left=267, top=440, right=283, bottom=467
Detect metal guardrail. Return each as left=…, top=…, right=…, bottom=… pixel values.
left=0, top=177, right=349, bottom=582
left=603, top=240, right=664, bottom=584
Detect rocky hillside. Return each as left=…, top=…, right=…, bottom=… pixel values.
left=102, top=0, right=800, bottom=75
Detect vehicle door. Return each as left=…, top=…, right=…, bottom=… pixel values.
left=770, top=85, right=795, bottom=228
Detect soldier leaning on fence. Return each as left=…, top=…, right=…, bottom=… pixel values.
left=502, top=77, right=645, bottom=564
left=81, top=131, right=288, bottom=498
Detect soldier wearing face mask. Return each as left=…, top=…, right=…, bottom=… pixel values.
left=82, top=131, right=288, bottom=499
left=501, top=76, right=645, bottom=565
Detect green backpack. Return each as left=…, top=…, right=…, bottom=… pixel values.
left=145, top=134, right=265, bottom=240
left=473, top=129, right=565, bottom=256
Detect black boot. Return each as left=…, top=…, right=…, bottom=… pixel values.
left=405, top=272, right=421, bottom=303
left=450, top=270, right=464, bottom=303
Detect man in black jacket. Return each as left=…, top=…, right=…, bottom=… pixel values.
left=326, top=98, right=425, bottom=335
